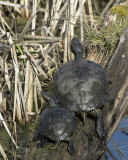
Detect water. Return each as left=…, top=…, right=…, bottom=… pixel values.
left=106, top=115, right=128, bottom=160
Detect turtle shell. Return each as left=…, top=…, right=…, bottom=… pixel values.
left=35, top=107, right=77, bottom=142
left=54, top=59, right=110, bottom=112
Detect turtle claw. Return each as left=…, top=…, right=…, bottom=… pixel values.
left=97, top=129, right=106, bottom=139
left=37, top=136, right=47, bottom=148
left=68, top=139, right=77, bottom=155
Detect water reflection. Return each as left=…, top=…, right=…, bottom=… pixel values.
left=106, top=115, right=128, bottom=160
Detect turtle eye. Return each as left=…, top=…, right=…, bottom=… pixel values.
left=71, top=43, right=75, bottom=48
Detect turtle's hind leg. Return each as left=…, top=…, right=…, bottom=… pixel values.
left=67, top=138, right=77, bottom=155
left=95, top=109, right=106, bottom=139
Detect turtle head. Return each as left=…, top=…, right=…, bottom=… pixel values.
left=71, top=38, right=83, bottom=60
left=41, top=91, right=56, bottom=107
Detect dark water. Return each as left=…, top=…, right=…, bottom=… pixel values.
left=106, top=115, right=128, bottom=160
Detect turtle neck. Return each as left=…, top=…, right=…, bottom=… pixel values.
left=75, top=53, right=83, bottom=60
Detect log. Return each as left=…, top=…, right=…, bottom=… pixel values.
left=25, top=28, right=128, bottom=160
left=104, top=27, right=128, bottom=141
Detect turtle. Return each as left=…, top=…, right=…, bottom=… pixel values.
left=32, top=91, right=77, bottom=155
left=54, top=38, right=111, bottom=139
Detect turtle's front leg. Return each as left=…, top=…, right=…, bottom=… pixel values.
left=37, top=136, right=47, bottom=148
left=95, top=109, right=105, bottom=139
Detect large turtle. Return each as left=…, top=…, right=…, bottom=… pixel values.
left=54, top=38, right=111, bottom=139
left=33, top=91, right=77, bottom=155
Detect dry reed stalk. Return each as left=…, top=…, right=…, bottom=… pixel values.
left=32, top=66, right=42, bottom=93
left=44, top=0, right=49, bottom=20
left=0, top=143, right=8, bottom=160
left=62, top=5, right=70, bottom=63
left=51, top=0, right=56, bottom=17
left=0, top=1, right=46, bottom=12
left=51, top=0, right=68, bottom=33
left=70, top=0, right=75, bottom=39
left=67, top=1, right=71, bottom=61
left=15, top=80, right=22, bottom=123
left=2, top=96, right=6, bottom=113
left=2, top=20, right=15, bottom=60
left=20, top=0, right=25, bottom=17
left=0, top=83, right=2, bottom=111
left=18, top=77, right=29, bottom=122
left=51, top=0, right=63, bottom=27
left=0, top=112, right=18, bottom=148
left=73, top=0, right=86, bottom=24
left=38, top=43, right=60, bottom=74
left=13, top=0, right=21, bottom=16
left=101, top=0, right=115, bottom=17
left=82, top=3, right=88, bottom=26
left=38, top=44, right=51, bottom=71
left=74, top=0, right=78, bottom=10
left=23, top=45, right=47, bottom=78
left=22, top=35, right=61, bottom=41
left=34, top=80, right=38, bottom=113
left=61, top=16, right=66, bottom=36
left=45, top=43, right=61, bottom=67
left=87, top=0, right=95, bottom=27
left=28, top=0, right=38, bottom=116
left=68, top=29, right=72, bottom=60
left=42, top=26, right=54, bottom=37
left=24, top=60, right=30, bottom=122
left=93, top=0, right=99, bottom=13
left=69, top=0, right=75, bottom=60
left=12, top=45, right=22, bottom=123
left=26, top=64, right=33, bottom=121
left=32, top=66, right=44, bottom=112
left=0, top=86, right=7, bottom=115
left=32, top=0, right=37, bottom=35
left=8, top=31, right=22, bottom=123
left=17, top=7, right=39, bottom=43
left=6, top=5, right=15, bottom=19
left=24, top=0, right=37, bottom=120
left=0, top=11, right=15, bottom=36
left=79, top=0, right=84, bottom=42
left=4, top=61, right=11, bottom=91
left=25, top=0, right=29, bottom=19
left=18, top=39, right=60, bottom=44
left=0, top=11, right=6, bottom=32
left=0, top=56, right=4, bottom=74
left=63, top=21, right=68, bottom=63
left=42, top=43, right=60, bottom=59
left=26, top=25, right=53, bottom=38
left=0, top=26, right=6, bottom=35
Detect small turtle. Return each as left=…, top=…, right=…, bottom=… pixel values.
left=33, top=91, right=77, bottom=155
left=54, top=38, right=111, bottom=139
